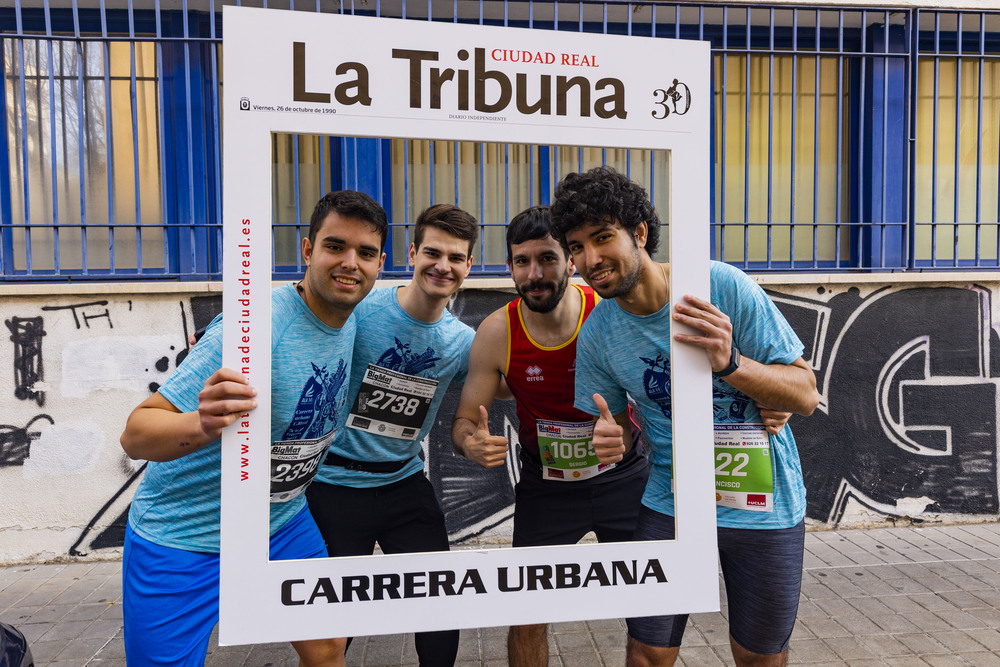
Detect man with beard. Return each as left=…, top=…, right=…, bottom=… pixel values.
left=451, top=206, right=650, bottom=667
left=549, top=167, right=819, bottom=667
left=306, top=204, right=478, bottom=666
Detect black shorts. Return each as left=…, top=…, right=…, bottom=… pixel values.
left=305, top=472, right=450, bottom=556
left=512, top=458, right=649, bottom=548
left=625, top=506, right=805, bottom=655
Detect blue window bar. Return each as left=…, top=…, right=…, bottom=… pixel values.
left=1, top=2, right=998, bottom=280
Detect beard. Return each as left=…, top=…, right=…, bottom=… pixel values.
left=516, top=272, right=570, bottom=314
left=590, top=244, right=643, bottom=299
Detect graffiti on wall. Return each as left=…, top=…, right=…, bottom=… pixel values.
left=5, top=316, right=46, bottom=406
left=70, top=295, right=222, bottom=556
left=771, top=284, right=1000, bottom=526
left=0, top=293, right=223, bottom=559
left=4, top=283, right=999, bottom=561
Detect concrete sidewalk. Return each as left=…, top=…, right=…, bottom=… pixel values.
left=2, top=523, right=999, bottom=666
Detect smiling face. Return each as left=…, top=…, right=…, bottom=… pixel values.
left=301, top=211, right=385, bottom=327
left=509, top=235, right=573, bottom=314
left=563, top=219, right=647, bottom=300
left=408, top=226, right=474, bottom=301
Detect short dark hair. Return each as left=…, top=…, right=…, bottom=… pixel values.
left=308, top=190, right=389, bottom=249
left=549, top=166, right=660, bottom=256
left=414, top=204, right=479, bottom=256
left=505, top=206, right=567, bottom=263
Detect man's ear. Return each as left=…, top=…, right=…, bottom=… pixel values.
left=634, top=220, right=648, bottom=249
left=566, top=255, right=577, bottom=278
left=407, top=242, right=417, bottom=268
left=301, top=236, right=313, bottom=267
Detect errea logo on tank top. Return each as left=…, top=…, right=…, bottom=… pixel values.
left=526, top=365, right=544, bottom=382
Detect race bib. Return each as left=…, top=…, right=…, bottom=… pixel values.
left=713, top=424, right=774, bottom=512
left=270, top=429, right=335, bottom=503
left=347, top=364, right=438, bottom=440
left=536, top=419, right=614, bottom=482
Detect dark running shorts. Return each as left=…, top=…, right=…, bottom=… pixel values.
left=512, top=459, right=649, bottom=548
left=626, top=505, right=805, bottom=655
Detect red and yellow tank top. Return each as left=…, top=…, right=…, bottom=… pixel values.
left=505, top=284, right=598, bottom=458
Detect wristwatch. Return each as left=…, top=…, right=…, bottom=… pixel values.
left=713, top=344, right=741, bottom=378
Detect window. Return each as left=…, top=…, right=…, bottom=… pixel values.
left=3, top=3, right=999, bottom=280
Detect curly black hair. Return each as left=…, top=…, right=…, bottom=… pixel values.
left=308, top=190, right=389, bottom=250
left=549, top=166, right=660, bottom=256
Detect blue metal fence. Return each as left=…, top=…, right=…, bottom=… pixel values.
left=1, top=2, right=997, bottom=280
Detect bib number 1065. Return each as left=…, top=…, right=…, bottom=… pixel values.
left=715, top=451, right=749, bottom=477
left=550, top=440, right=596, bottom=460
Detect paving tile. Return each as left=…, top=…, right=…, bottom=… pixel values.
left=879, top=593, right=929, bottom=614
left=61, top=602, right=111, bottom=622
left=965, top=605, right=1000, bottom=627
left=17, top=602, right=69, bottom=624
left=677, top=645, right=726, bottom=666
left=964, top=627, right=1000, bottom=652
left=80, top=617, right=126, bottom=640
left=27, top=638, right=70, bottom=664
left=590, top=630, right=625, bottom=652
left=938, top=589, right=991, bottom=609
left=856, top=633, right=911, bottom=657
left=38, top=619, right=94, bottom=642
left=810, top=597, right=857, bottom=618
left=930, top=629, right=993, bottom=653
left=870, top=612, right=923, bottom=634
left=920, top=654, right=974, bottom=667
left=822, top=635, right=878, bottom=660
left=788, top=619, right=816, bottom=642
left=935, top=608, right=990, bottom=630
left=882, top=658, right=930, bottom=667
left=961, top=652, right=1000, bottom=667
left=553, top=629, right=597, bottom=653
left=844, top=594, right=894, bottom=616
left=910, top=592, right=961, bottom=612
left=799, top=617, right=851, bottom=639
left=54, top=637, right=115, bottom=661
left=914, top=574, right=962, bottom=593
left=93, top=636, right=126, bottom=659
left=19, top=621, right=56, bottom=643
left=786, top=638, right=838, bottom=662
left=890, top=632, right=949, bottom=655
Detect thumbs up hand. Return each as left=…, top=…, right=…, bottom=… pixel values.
left=592, top=393, right=625, bottom=464
left=461, top=405, right=510, bottom=468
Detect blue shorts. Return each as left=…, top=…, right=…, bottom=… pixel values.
left=123, top=506, right=327, bottom=667
left=626, top=506, right=805, bottom=655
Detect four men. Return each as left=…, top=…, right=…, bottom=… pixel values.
left=121, top=172, right=816, bottom=666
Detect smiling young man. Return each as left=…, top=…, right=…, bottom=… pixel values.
left=305, top=203, right=478, bottom=667
left=549, top=167, right=820, bottom=667
left=119, top=190, right=388, bottom=667
left=452, top=206, right=650, bottom=667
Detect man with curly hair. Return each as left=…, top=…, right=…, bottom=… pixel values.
left=550, top=167, right=819, bottom=667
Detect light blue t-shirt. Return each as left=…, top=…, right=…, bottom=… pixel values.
left=574, top=261, right=806, bottom=529
left=314, top=286, right=474, bottom=488
left=128, top=282, right=355, bottom=552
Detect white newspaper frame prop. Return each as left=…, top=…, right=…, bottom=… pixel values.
left=221, top=6, right=714, bottom=645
